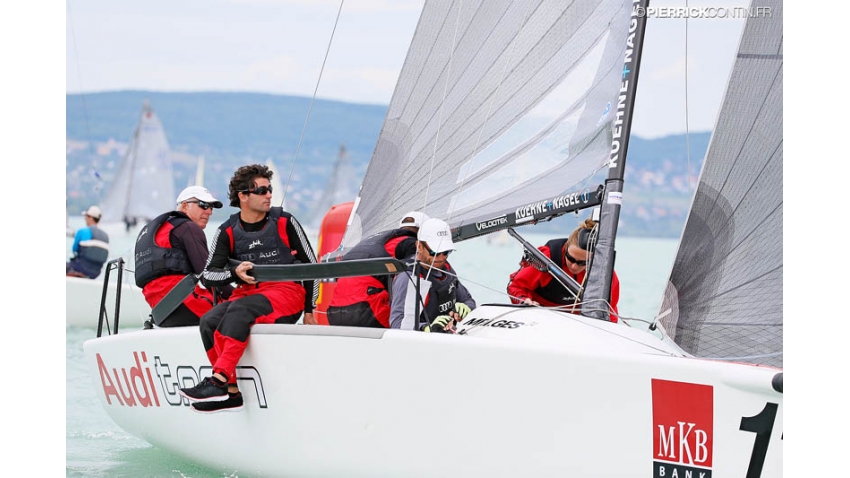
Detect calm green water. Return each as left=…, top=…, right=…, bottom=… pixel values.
left=66, top=217, right=678, bottom=476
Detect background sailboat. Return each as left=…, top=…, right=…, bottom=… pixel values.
left=190, top=155, right=205, bottom=188
left=66, top=199, right=76, bottom=237
left=98, top=100, right=176, bottom=231
left=265, top=157, right=285, bottom=208
left=309, top=144, right=352, bottom=228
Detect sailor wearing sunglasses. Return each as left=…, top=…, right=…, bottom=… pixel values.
left=389, top=218, right=477, bottom=333
left=134, top=186, right=231, bottom=327
left=506, top=218, right=620, bottom=322
left=180, top=163, right=319, bottom=413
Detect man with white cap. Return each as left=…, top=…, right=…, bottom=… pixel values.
left=134, top=185, right=232, bottom=327
left=326, top=210, right=428, bottom=328
left=389, top=217, right=476, bottom=332
left=66, top=205, right=110, bottom=279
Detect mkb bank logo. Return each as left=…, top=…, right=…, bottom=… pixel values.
left=651, top=379, right=713, bottom=478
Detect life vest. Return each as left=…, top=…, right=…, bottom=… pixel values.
left=134, top=211, right=193, bottom=288
left=533, top=238, right=582, bottom=305
left=418, top=262, right=459, bottom=325
left=227, top=207, right=296, bottom=265
left=343, top=228, right=416, bottom=260
left=328, top=228, right=418, bottom=312
left=341, top=228, right=417, bottom=288
left=76, top=225, right=110, bottom=270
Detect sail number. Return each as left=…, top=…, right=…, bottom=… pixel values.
left=739, top=402, right=780, bottom=478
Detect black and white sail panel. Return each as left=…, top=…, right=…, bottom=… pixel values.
left=659, top=0, right=783, bottom=367
left=343, top=0, right=633, bottom=247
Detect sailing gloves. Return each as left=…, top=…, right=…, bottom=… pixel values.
left=426, top=315, right=453, bottom=333
left=423, top=304, right=471, bottom=333
left=454, top=303, right=471, bottom=320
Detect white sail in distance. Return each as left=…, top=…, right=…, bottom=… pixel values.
left=99, top=100, right=176, bottom=225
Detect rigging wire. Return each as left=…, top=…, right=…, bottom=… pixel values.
left=650, top=0, right=693, bottom=334
left=684, top=0, right=692, bottom=192
left=66, top=0, right=104, bottom=199
left=280, top=0, right=345, bottom=208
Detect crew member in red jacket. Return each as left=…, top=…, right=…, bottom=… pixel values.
left=326, top=211, right=427, bottom=328
left=507, top=218, right=619, bottom=322
left=179, top=164, right=318, bottom=413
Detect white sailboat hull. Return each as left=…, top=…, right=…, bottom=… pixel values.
left=84, top=305, right=782, bottom=476
left=66, top=276, right=151, bottom=328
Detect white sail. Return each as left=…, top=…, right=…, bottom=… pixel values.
left=99, top=100, right=176, bottom=226
left=265, top=157, right=285, bottom=208
left=191, top=155, right=205, bottom=187
left=341, top=0, right=630, bottom=249
left=659, top=0, right=783, bottom=367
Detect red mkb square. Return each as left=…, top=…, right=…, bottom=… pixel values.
left=651, top=379, right=713, bottom=468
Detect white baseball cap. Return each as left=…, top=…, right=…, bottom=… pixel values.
left=417, top=218, right=455, bottom=253
left=81, top=205, right=102, bottom=219
left=176, top=186, right=223, bottom=208
left=398, top=211, right=429, bottom=229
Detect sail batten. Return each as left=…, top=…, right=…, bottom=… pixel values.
left=659, top=0, right=783, bottom=368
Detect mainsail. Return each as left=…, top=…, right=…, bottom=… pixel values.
left=192, top=155, right=205, bottom=187
left=341, top=0, right=634, bottom=249
left=658, top=0, right=783, bottom=367
left=100, top=100, right=175, bottom=225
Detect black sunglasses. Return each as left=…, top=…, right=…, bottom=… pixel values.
left=564, top=249, right=587, bottom=266
left=185, top=200, right=214, bottom=210
left=422, top=243, right=451, bottom=257
left=240, top=185, right=273, bottom=195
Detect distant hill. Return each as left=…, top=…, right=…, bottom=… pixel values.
left=66, top=91, right=710, bottom=237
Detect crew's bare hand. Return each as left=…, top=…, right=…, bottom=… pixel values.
left=522, top=298, right=539, bottom=306
left=235, top=261, right=256, bottom=284
left=303, top=313, right=317, bottom=325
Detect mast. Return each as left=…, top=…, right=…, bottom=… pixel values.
left=581, top=0, right=650, bottom=321
left=121, top=101, right=147, bottom=221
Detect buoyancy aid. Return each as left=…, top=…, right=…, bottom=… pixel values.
left=341, top=228, right=417, bottom=288
left=343, top=228, right=416, bottom=260
left=227, top=207, right=296, bottom=265
left=134, top=211, right=192, bottom=288
left=418, top=262, right=459, bottom=325
left=76, top=225, right=110, bottom=270
left=533, top=239, right=581, bottom=305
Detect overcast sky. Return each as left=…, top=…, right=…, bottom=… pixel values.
left=66, top=0, right=755, bottom=139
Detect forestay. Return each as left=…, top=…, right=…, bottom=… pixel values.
left=100, top=100, right=175, bottom=225
left=341, top=0, right=634, bottom=248
left=658, top=0, right=783, bottom=367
